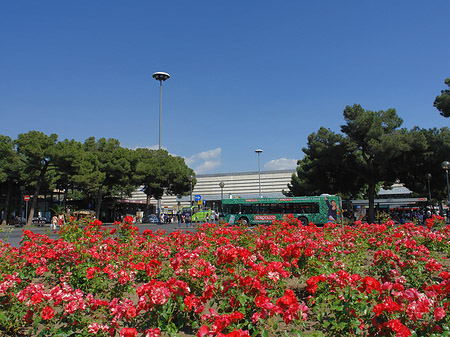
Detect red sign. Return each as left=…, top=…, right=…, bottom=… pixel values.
left=255, top=215, right=277, bottom=221
left=24, top=195, right=30, bottom=202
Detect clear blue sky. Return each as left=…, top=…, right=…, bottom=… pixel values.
left=1, top=1, right=449, bottom=174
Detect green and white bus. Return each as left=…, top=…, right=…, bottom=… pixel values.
left=221, top=195, right=342, bottom=226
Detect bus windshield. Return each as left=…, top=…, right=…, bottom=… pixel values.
left=221, top=195, right=342, bottom=226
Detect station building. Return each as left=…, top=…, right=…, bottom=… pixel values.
left=115, top=171, right=427, bottom=221
left=118, top=169, right=295, bottom=215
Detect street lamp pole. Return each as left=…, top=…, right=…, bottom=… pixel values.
left=442, top=161, right=450, bottom=212
left=255, top=149, right=263, bottom=197
left=19, top=186, right=25, bottom=220
left=219, top=181, right=225, bottom=220
left=152, top=72, right=170, bottom=150
left=426, top=173, right=432, bottom=211
left=152, top=72, right=170, bottom=220
left=189, top=175, right=194, bottom=211
left=219, top=182, right=225, bottom=200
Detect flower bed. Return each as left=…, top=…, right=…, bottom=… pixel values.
left=0, top=215, right=449, bottom=336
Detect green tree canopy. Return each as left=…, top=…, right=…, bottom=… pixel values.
left=0, top=133, right=197, bottom=222
left=80, top=137, right=135, bottom=219
left=16, top=131, right=58, bottom=225
left=287, top=127, right=360, bottom=198
left=135, top=148, right=195, bottom=200
left=288, top=104, right=427, bottom=223
left=0, top=135, right=24, bottom=225
left=395, top=127, right=450, bottom=202
left=434, top=77, right=450, bottom=117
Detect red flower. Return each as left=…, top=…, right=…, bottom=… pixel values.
left=197, top=325, right=212, bottom=337
left=224, top=330, right=251, bottom=337
left=41, top=305, right=55, bottom=320
left=439, top=271, right=450, bottom=280
left=386, top=319, right=411, bottom=337
left=434, top=307, right=445, bottom=321
left=360, top=276, right=381, bottom=293
left=24, top=310, right=33, bottom=323
left=120, top=327, right=138, bottom=337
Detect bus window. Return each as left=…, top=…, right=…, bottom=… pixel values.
left=241, top=204, right=253, bottom=214
left=259, top=204, right=270, bottom=214
left=284, top=203, right=293, bottom=213
left=294, top=202, right=320, bottom=214
left=270, top=203, right=282, bottom=213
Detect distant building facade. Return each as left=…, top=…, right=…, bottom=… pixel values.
left=119, top=169, right=295, bottom=215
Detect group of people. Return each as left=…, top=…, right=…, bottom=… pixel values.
left=160, top=213, right=175, bottom=224
left=51, top=214, right=65, bottom=230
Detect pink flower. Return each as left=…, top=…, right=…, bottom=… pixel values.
left=145, top=328, right=161, bottom=337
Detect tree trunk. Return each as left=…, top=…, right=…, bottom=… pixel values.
left=1, top=181, right=12, bottom=226
left=367, top=181, right=376, bottom=224
left=27, top=163, right=49, bottom=226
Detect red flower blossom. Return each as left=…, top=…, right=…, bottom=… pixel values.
left=197, top=325, right=212, bottom=337
left=41, top=305, right=55, bottom=320
left=120, top=327, right=138, bottom=337
left=360, top=276, right=381, bottom=294
left=386, top=319, right=411, bottom=337
left=434, top=307, right=445, bottom=321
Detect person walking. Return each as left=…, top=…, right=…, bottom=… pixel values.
left=58, top=213, right=65, bottom=228
left=51, top=215, right=58, bottom=230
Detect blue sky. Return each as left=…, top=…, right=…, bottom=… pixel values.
left=1, top=1, right=449, bottom=174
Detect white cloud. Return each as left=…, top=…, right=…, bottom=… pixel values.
left=185, top=148, right=222, bottom=174
left=264, top=158, right=297, bottom=171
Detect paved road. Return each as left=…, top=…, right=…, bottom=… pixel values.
left=0, top=222, right=202, bottom=248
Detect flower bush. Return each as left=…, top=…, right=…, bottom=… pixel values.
left=0, top=216, right=449, bottom=336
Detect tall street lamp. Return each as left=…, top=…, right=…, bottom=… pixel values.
left=255, top=149, right=263, bottom=197
left=426, top=173, right=432, bottom=213
left=152, top=72, right=170, bottom=150
left=442, top=161, right=450, bottom=211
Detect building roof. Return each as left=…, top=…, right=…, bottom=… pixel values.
left=378, top=184, right=412, bottom=196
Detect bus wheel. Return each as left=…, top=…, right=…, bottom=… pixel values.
left=239, top=217, right=250, bottom=226
left=298, top=217, right=308, bottom=226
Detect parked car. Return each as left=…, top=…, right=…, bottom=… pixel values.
left=148, top=214, right=159, bottom=223
left=32, top=217, right=47, bottom=226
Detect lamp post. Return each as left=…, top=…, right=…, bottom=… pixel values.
left=19, top=185, right=25, bottom=221
left=219, top=182, right=225, bottom=200
left=152, top=72, right=170, bottom=150
left=442, top=162, right=450, bottom=218
left=152, top=72, right=169, bottom=221
left=426, top=173, right=432, bottom=208
left=426, top=173, right=433, bottom=219
left=219, top=181, right=225, bottom=220
left=255, top=149, right=263, bottom=197
left=189, top=175, right=194, bottom=211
